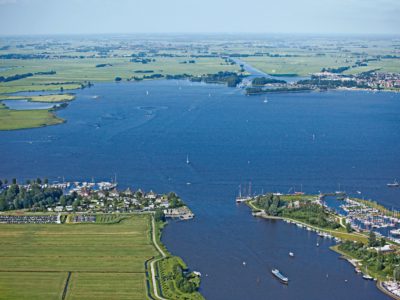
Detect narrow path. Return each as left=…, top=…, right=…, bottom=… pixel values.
left=152, top=216, right=166, bottom=258
left=61, top=271, right=71, bottom=300
left=149, top=215, right=168, bottom=300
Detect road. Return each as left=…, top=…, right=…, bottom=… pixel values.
left=150, top=215, right=168, bottom=300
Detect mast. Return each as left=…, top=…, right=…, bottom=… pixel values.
left=249, top=181, right=252, bottom=197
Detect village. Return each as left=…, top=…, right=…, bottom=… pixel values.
left=0, top=180, right=194, bottom=223
left=305, top=70, right=400, bottom=90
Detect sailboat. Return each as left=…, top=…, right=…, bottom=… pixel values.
left=263, top=97, right=268, bottom=103
left=186, top=154, right=190, bottom=165
left=236, top=182, right=252, bottom=203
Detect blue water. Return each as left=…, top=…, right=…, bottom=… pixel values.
left=0, top=80, right=399, bottom=299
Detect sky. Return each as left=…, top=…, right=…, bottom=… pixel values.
left=0, top=0, right=399, bottom=35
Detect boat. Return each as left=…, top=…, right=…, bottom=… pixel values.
left=242, top=261, right=246, bottom=266
left=186, top=154, right=190, bottom=164
left=390, top=228, right=400, bottom=236
left=387, top=180, right=399, bottom=188
left=363, top=266, right=374, bottom=280
left=235, top=183, right=251, bottom=203
left=289, top=252, right=294, bottom=257
left=263, top=97, right=268, bottom=103
left=271, top=269, right=288, bottom=284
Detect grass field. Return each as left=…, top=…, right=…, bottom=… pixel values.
left=0, top=94, right=75, bottom=102
left=0, top=215, right=157, bottom=300
left=242, top=54, right=400, bottom=77
left=0, top=57, right=238, bottom=94
left=0, top=102, right=64, bottom=130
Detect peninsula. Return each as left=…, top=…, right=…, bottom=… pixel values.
left=242, top=192, right=400, bottom=299
left=0, top=178, right=202, bottom=300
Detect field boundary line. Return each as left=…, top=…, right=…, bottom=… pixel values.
left=61, top=271, right=71, bottom=300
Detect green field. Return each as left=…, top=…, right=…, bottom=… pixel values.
left=0, top=102, right=64, bottom=130
left=0, top=57, right=238, bottom=94
left=0, top=215, right=157, bottom=300
left=0, top=94, right=75, bottom=102
left=242, top=55, right=400, bottom=77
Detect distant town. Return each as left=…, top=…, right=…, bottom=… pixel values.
left=245, top=71, right=400, bottom=95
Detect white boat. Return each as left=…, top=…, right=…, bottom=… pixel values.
left=186, top=154, right=190, bottom=164
left=271, top=269, right=288, bottom=284
left=387, top=180, right=399, bottom=187
left=263, top=97, right=268, bottom=103
left=289, top=252, right=294, bottom=257
left=390, top=228, right=400, bottom=236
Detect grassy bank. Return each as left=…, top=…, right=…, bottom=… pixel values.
left=0, top=102, right=64, bottom=130
left=150, top=219, right=203, bottom=300
left=0, top=93, right=75, bottom=102
left=247, top=195, right=369, bottom=244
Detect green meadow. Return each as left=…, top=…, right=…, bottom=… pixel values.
left=0, top=215, right=156, bottom=300
left=0, top=57, right=238, bottom=94
left=0, top=102, right=64, bottom=131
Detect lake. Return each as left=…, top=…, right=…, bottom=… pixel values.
left=0, top=80, right=399, bottom=299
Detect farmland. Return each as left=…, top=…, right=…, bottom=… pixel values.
left=0, top=214, right=156, bottom=300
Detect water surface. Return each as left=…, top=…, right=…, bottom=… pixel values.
left=0, top=80, right=399, bottom=299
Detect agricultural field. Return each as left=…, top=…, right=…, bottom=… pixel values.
left=0, top=214, right=156, bottom=300
left=0, top=57, right=238, bottom=94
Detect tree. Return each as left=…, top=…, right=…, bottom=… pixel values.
left=12, top=178, right=17, bottom=184
left=36, top=178, right=42, bottom=185
left=368, top=231, right=378, bottom=247
left=345, top=222, right=353, bottom=233
left=60, top=196, right=66, bottom=207
left=44, top=178, right=49, bottom=184
left=26, top=179, right=31, bottom=185
left=394, top=267, right=400, bottom=281
left=154, top=209, right=165, bottom=222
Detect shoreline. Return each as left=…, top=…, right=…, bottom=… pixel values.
left=245, top=196, right=400, bottom=300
